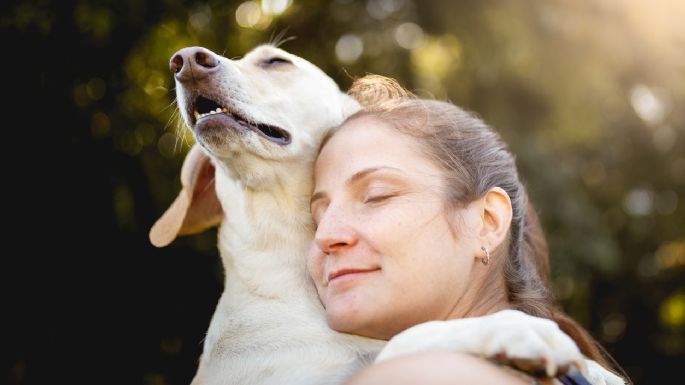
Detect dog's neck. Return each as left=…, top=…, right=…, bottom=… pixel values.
left=213, top=158, right=317, bottom=299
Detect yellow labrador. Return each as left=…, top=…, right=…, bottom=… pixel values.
left=150, top=45, right=621, bottom=385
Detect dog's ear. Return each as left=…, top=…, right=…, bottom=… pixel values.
left=149, top=144, right=223, bottom=247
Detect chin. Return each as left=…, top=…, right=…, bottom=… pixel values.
left=325, top=309, right=390, bottom=340
left=326, top=303, right=367, bottom=334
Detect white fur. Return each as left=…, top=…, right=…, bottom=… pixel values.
left=585, top=360, right=626, bottom=385
left=169, top=45, right=622, bottom=385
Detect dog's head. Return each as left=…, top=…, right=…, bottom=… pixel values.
left=174, top=45, right=358, bottom=170
left=150, top=45, right=359, bottom=247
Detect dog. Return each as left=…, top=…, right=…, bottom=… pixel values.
left=150, top=45, right=622, bottom=385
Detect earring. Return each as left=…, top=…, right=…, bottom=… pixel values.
left=479, top=246, right=490, bottom=266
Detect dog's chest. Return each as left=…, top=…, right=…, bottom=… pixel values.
left=200, top=296, right=369, bottom=385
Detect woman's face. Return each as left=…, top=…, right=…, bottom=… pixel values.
left=308, top=117, right=485, bottom=340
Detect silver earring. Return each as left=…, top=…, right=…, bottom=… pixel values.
left=479, top=246, right=490, bottom=266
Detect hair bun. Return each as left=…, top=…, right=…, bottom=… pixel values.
left=347, top=74, right=415, bottom=110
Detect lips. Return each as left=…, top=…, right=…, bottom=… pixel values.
left=327, top=267, right=381, bottom=284
left=189, top=95, right=291, bottom=145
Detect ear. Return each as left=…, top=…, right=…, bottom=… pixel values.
left=149, top=144, right=223, bottom=247
left=479, top=187, right=513, bottom=250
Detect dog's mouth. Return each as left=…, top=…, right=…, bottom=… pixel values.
left=191, top=95, right=291, bottom=145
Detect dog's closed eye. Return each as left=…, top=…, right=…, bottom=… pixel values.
left=261, top=57, right=292, bottom=67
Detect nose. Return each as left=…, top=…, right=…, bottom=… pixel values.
left=169, top=46, right=219, bottom=82
left=314, top=210, right=358, bottom=254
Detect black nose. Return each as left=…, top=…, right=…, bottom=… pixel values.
left=169, top=47, right=219, bottom=82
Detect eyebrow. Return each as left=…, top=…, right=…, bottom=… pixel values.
left=348, top=166, right=404, bottom=185
left=310, top=166, right=404, bottom=206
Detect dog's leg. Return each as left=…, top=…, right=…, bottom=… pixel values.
left=376, top=310, right=586, bottom=377
left=584, top=359, right=625, bottom=385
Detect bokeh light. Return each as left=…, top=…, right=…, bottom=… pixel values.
left=235, top=1, right=273, bottom=30
left=262, top=0, right=292, bottom=15
left=394, top=22, right=424, bottom=49
left=335, top=34, right=364, bottom=63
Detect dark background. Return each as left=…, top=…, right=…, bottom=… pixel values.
left=6, top=0, right=684, bottom=384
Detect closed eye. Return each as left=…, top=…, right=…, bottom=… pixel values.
left=364, top=194, right=395, bottom=204
left=261, top=57, right=292, bottom=66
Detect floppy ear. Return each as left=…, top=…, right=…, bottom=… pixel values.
left=149, top=144, right=223, bottom=247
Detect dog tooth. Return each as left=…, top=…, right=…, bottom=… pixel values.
left=194, top=111, right=200, bottom=119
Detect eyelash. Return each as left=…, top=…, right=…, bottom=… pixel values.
left=364, top=194, right=394, bottom=204
left=262, top=57, right=291, bottom=66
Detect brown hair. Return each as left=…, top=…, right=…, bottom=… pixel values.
left=324, top=75, right=623, bottom=377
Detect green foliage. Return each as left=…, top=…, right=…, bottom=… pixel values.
left=38, top=0, right=685, bottom=383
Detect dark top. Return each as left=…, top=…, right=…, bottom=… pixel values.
left=556, top=372, right=593, bottom=385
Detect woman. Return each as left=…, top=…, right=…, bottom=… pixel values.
left=307, top=76, right=625, bottom=384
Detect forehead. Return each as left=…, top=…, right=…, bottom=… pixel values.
left=316, top=116, right=435, bottom=178
left=244, top=44, right=283, bottom=56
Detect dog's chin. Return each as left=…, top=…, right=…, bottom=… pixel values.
left=194, top=113, right=245, bottom=137
left=192, top=113, right=293, bottom=159
left=192, top=111, right=291, bottom=146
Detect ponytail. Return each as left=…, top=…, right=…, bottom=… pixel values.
left=515, top=203, right=624, bottom=377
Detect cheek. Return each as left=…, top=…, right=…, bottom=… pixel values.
left=307, top=254, right=330, bottom=308
left=306, top=245, right=324, bottom=285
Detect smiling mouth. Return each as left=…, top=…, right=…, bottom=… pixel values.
left=191, top=95, right=291, bottom=145
left=327, top=268, right=381, bottom=284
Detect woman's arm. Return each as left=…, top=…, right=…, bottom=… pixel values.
left=346, top=351, right=558, bottom=385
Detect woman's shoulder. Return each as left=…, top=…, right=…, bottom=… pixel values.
left=346, top=351, right=596, bottom=385
left=346, top=351, right=534, bottom=385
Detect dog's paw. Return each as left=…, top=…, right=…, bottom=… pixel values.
left=584, top=359, right=625, bottom=385
left=376, top=310, right=585, bottom=378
